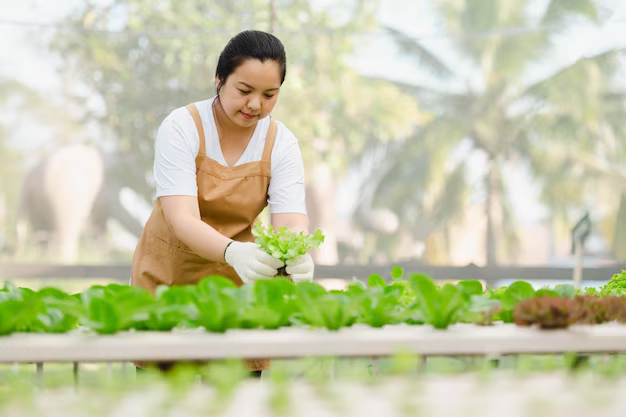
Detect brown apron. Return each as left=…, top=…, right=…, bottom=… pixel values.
left=131, top=103, right=277, bottom=371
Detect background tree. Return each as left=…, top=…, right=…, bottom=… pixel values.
left=50, top=0, right=421, bottom=263
left=361, top=0, right=626, bottom=265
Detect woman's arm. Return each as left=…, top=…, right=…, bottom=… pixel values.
left=160, top=195, right=231, bottom=262
left=271, top=212, right=309, bottom=233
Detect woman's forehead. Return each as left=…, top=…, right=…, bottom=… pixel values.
left=230, top=59, right=281, bottom=90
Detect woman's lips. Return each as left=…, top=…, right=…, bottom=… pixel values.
left=240, top=111, right=258, bottom=120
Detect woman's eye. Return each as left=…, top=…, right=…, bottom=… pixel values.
left=238, top=89, right=251, bottom=95
left=264, top=94, right=275, bottom=99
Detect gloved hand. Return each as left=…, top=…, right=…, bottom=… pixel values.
left=224, top=241, right=284, bottom=284
left=285, top=253, right=315, bottom=282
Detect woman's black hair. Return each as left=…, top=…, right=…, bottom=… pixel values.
left=215, top=30, right=287, bottom=93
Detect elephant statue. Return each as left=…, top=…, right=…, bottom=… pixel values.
left=15, top=144, right=149, bottom=263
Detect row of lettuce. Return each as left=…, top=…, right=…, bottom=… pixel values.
left=0, top=269, right=625, bottom=335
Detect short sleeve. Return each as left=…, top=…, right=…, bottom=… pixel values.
left=268, top=125, right=307, bottom=214
left=154, top=109, right=199, bottom=198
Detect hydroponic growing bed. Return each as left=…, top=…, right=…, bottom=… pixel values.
left=0, top=270, right=625, bottom=364
left=0, top=323, right=626, bottom=363
left=1, top=269, right=626, bottom=417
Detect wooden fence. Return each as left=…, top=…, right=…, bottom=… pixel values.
left=2, top=261, right=626, bottom=287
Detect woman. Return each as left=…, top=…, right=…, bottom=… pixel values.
left=131, top=30, right=314, bottom=375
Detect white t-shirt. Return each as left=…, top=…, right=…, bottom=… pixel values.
left=154, top=97, right=306, bottom=215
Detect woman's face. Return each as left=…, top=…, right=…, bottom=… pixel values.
left=216, top=58, right=282, bottom=128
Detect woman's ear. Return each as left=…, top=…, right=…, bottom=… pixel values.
left=215, top=77, right=223, bottom=94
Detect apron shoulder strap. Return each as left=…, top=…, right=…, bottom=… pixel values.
left=186, top=103, right=206, bottom=156
left=261, top=118, right=278, bottom=163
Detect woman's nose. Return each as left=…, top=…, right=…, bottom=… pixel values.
left=247, top=96, right=261, bottom=111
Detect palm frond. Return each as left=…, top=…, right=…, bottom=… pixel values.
left=439, top=0, right=524, bottom=34
left=542, top=0, right=600, bottom=26
left=361, top=115, right=471, bottom=226
left=366, top=76, right=469, bottom=112
left=521, top=48, right=623, bottom=114
left=490, top=29, right=551, bottom=79
left=384, top=26, right=456, bottom=80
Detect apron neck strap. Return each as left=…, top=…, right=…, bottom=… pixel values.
left=186, top=103, right=206, bottom=156
left=261, top=118, right=277, bottom=163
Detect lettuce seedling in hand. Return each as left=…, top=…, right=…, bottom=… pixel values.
left=252, top=222, right=325, bottom=277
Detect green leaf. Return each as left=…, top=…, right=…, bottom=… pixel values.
left=292, top=281, right=331, bottom=328
left=407, top=274, right=469, bottom=329
left=367, top=274, right=386, bottom=288
left=317, top=293, right=357, bottom=330
left=535, top=289, right=559, bottom=297
left=438, top=284, right=465, bottom=329
left=495, top=281, right=536, bottom=323
left=456, top=280, right=484, bottom=297
left=469, top=294, right=500, bottom=313
left=501, top=281, right=535, bottom=308
left=554, top=284, right=577, bottom=298
left=85, top=298, right=119, bottom=334
left=0, top=300, right=27, bottom=335
left=408, top=274, right=440, bottom=325
left=391, top=266, right=404, bottom=280
left=253, top=222, right=325, bottom=263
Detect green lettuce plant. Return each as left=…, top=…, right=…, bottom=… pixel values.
left=80, top=285, right=153, bottom=334
left=353, top=275, right=409, bottom=327
left=239, top=278, right=297, bottom=329
left=134, top=285, right=198, bottom=331
left=603, top=270, right=626, bottom=295
left=252, top=222, right=325, bottom=262
left=2, top=267, right=626, bottom=337
left=252, top=222, right=324, bottom=276
left=192, top=276, right=242, bottom=333
left=292, top=282, right=358, bottom=330
left=487, top=281, right=536, bottom=323
left=408, top=274, right=467, bottom=329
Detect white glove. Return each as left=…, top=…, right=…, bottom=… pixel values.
left=285, top=253, right=315, bottom=282
left=224, top=242, right=284, bottom=284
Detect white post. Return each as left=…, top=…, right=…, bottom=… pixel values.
left=573, top=239, right=583, bottom=289
left=35, top=362, right=44, bottom=387
left=73, top=362, right=80, bottom=389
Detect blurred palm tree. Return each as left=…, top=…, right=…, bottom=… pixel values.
left=360, top=0, right=625, bottom=265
